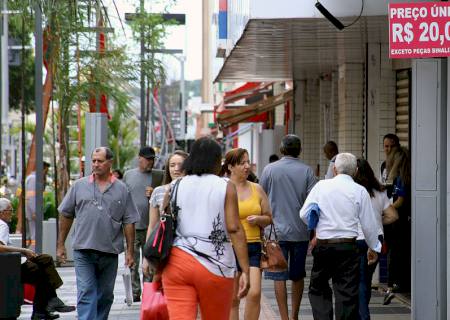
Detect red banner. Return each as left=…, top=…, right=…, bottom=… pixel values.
left=389, top=2, right=450, bottom=59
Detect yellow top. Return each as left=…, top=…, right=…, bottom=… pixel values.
left=238, top=182, right=261, bottom=243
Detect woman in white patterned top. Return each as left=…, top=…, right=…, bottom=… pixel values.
left=142, top=150, right=188, bottom=277
left=161, top=137, right=249, bottom=320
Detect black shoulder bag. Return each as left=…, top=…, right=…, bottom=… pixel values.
left=143, top=178, right=181, bottom=270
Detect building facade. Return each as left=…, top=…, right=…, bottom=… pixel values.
left=209, top=0, right=449, bottom=318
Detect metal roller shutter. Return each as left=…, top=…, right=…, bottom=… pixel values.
left=396, top=69, right=411, bottom=148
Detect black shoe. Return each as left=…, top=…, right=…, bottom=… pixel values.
left=47, top=297, right=76, bottom=313
left=383, top=290, right=395, bottom=305
left=31, top=310, right=60, bottom=320
left=133, top=295, right=141, bottom=302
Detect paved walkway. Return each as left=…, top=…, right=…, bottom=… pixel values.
left=18, top=254, right=411, bottom=319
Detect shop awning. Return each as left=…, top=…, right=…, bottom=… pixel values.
left=223, top=82, right=273, bottom=104
left=214, top=16, right=388, bottom=82
left=216, top=89, right=293, bottom=128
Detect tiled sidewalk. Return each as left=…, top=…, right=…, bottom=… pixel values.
left=18, top=255, right=411, bottom=319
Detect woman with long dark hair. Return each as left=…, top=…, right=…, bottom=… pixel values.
left=383, top=146, right=411, bottom=304
left=161, top=137, right=250, bottom=320
left=354, top=158, right=398, bottom=319
left=142, top=150, right=188, bottom=278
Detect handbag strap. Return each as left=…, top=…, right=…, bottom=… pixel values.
left=162, top=178, right=182, bottom=219
left=170, top=178, right=182, bottom=217
left=261, top=223, right=279, bottom=242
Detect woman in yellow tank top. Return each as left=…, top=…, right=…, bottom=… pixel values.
left=223, top=148, right=272, bottom=320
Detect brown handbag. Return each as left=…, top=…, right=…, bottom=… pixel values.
left=260, top=224, right=288, bottom=271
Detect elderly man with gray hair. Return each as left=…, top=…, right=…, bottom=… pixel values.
left=300, top=153, right=381, bottom=320
left=0, top=198, right=75, bottom=319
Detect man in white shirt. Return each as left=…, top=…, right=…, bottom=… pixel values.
left=300, top=153, right=381, bottom=320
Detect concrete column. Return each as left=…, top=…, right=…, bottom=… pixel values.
left=299, top=78, right=320, bottom=170
left=294, top=80, right=306, bottom=137
left=337, top=63, right=365, bottom=157
left=366, top=43, right=381, bottom=170
left=201, top=0, right=212, bottom=104
left=319, top=75, right=332, bottom=177
left=411, top=59, right=447, bottom=320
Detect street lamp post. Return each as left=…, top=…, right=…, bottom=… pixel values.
left=124, top=11, right=185, bottom=147
left=34, top=0, right=44, bottom=254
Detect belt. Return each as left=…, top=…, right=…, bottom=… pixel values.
left=316, top=238, right=356, bottom=245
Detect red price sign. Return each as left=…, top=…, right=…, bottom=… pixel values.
left=389, top=2, right=450, bottom=59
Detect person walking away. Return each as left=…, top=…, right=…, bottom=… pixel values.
left=300, top=153, right=382, bottom=320
left=0, top=198, right=75, bottom=320
left=25, top=161, right=50, bottom=250
left=142, top=150, right=188, bottom=278
left=123, top=146, right=164, bottom=301
left=354, top=158, right=398, bottom=319
left=223, top=148, right=272, bottom=320
left=57, top=147, right=140, bottom=320
left=259, top=134, right=317, bottom=320
left=161, top=137, right=250, bottom=320
left=323, top=141, right=338, bottom=179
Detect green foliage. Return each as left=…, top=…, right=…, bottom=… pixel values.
left=43, top=191, right=57, bottom=220
left=129, top=3, right=178, bottom=88
left=108, top=104, right=138, bottom=170
left=8, top=0, right=35, bottom=112
left=7, top=192, right=55, bottom=234
left=9, top=196, right=19, bottom=233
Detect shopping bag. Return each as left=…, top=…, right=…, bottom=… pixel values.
left=23, top=283, right=35, bottom=304
left=122, top=268, right=133, bottom=306
left=140, top=282, right=169, bottom=320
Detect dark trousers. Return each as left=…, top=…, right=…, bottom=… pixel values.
left=132, top=229, right=152, bottom=296
left=21, top=254, right=63, bottom=313
left=384, top=219, right=411, bottom=291
left=309, top=243, right=360, bottom=320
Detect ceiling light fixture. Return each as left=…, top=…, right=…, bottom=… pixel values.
left=315, top=0, right=364, bottom=31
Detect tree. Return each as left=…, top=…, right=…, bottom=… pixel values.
left=8, top=0, right=35, bottom=112
left=108, top=103, right=138, bottom=171
left=128, top=1, right=178, bottom=145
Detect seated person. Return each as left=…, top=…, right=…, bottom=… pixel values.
left=0, top=198, right=75, bottom=320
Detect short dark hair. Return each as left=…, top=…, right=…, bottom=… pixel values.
left=222, top=148, right=248, bottom=176
left=93, top=147, right=114, bottom=160
left=269, top=154, right=279, bottom=163
left=43, top=161, right=51, bottom=168
left=163, top=150, right=189, bottom=184
left=323, top=141, right=338, bottom=155
left=280, top=134, right=301, bottom=157
left=183, top=137, right=222, bottom=176
left=383, top=134, right=400, bottom=147
left=112, top=169, right=123, bottom=179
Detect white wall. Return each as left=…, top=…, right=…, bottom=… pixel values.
left=249, top=0, right=433, bottom=19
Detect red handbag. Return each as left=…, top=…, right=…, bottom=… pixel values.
left=140, top=282, right=169, bottom=320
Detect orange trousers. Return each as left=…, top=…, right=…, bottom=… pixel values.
left=162, top=247, right=234, bottom=320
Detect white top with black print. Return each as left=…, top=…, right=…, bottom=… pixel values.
left=173, top=174, right=236, bottom=278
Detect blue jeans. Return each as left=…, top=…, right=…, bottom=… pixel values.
left=357, top=240, right=377, bottom=320
left=74, top=249, right=118, bottom=320
left=264, top=241, right=309, bottom=281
